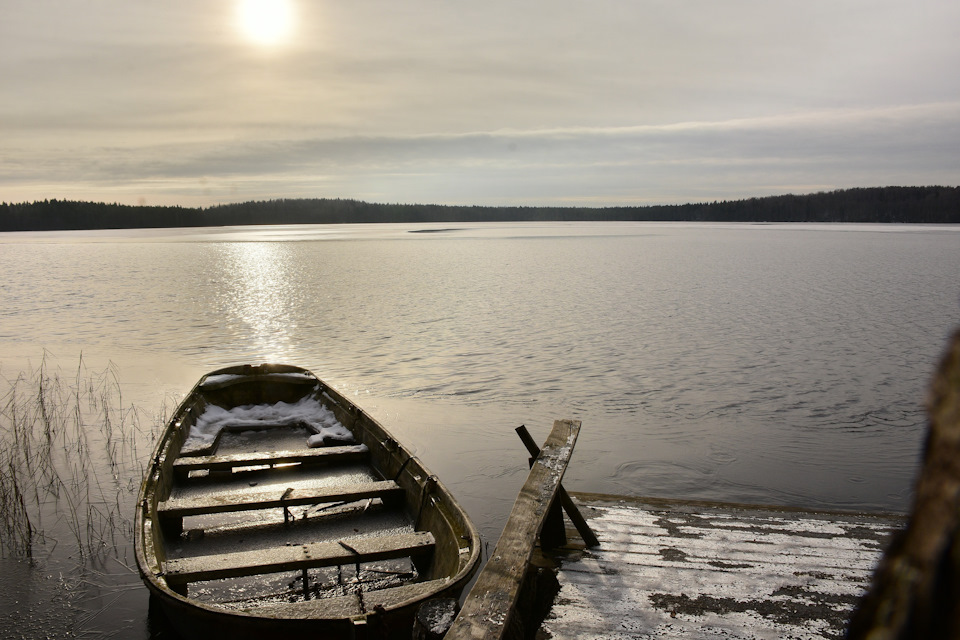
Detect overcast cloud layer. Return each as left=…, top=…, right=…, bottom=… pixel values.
left=3, top=0, right=959, bottom=207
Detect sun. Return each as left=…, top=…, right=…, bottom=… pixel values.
left=236, top=0, right=295, bottom=46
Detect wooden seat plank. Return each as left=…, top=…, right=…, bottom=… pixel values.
left=250, top=578, right=452, bottom=619
left=198, top=371, right=320, bottom=391
left=164, top=531, right=436, bottom=585
left=158, top=480, right=401, bottom=519
left=173, top=444, right=369, bottom=474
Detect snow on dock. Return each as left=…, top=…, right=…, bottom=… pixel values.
left=540, top=494, right=902, bottom=640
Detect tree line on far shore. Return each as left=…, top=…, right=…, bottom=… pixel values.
left=1, top=186, right=959, bottom=232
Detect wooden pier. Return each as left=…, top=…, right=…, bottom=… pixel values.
left=437, top=329, right=960, bottom=640
left=435, top=421, right=902, bottom=640
left=538, top=494, right=901, bottom=640
left=445, top=420, right=586, bottom=640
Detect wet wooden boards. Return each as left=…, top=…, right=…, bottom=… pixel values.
left=541, top=494, right=902, bottom=640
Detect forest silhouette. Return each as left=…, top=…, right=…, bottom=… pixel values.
left=2, top=186, right=958, bottom=232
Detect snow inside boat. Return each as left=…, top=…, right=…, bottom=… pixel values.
left=135, top=364, right=481, bottom=639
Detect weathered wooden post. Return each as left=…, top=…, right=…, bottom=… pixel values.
left=445, top=419, right=582, bottom=640
left=515, top=425, right=599, bottom=549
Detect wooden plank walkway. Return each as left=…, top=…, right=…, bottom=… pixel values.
left=446, top=419, right=582, bottom=640
left=539, top=493, right=903, bottom=640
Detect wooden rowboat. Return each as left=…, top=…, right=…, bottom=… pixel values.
left=135, top=364, right=481, bottom=639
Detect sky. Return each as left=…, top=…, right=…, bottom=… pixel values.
left=2, top=0, right=959, bottom=208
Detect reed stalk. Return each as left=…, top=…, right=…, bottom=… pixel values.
left=0, top=357, right=163, bottom=563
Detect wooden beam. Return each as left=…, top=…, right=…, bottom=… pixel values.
left=164, top=531, right=436, bottom=585
left=446, top=419, right=581, bottom=640
left=158, top=480, right=401, bottom=519
left=516, top=425, right=600, bottom=549
left=254, top=578, right=453, bottom=619
left=172, top=444, right=369, bottom=475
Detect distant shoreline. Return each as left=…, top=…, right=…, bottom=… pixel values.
left=2, top=186, right=959, bottom=232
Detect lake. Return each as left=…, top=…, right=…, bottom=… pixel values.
left=1, top=221, right=959, bottom=637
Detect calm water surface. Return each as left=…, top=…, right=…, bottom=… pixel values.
left=1, top=221, right=959, bottom=637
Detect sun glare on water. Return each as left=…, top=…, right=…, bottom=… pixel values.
left=236, top=0, right=295, bottom=46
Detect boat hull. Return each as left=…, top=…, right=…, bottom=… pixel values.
left=135, top=364, right=480, bottom=639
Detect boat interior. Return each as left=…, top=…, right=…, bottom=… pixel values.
left=142, top=368, right=475, bottom=614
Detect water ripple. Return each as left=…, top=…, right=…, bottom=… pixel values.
left=2, top=223, right=958, bottom=513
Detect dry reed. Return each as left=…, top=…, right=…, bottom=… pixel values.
left=0, top=355, right=163, bottom=563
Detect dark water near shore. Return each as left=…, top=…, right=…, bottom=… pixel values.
left=2, top=221, right=959, bottom=637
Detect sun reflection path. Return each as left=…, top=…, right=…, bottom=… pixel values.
left=218, top=242, right=303, bottom=363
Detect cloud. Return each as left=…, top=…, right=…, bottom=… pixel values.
left=3, top=102, right=957, bottom=206
left=3, top=1, right=960, bottom=205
